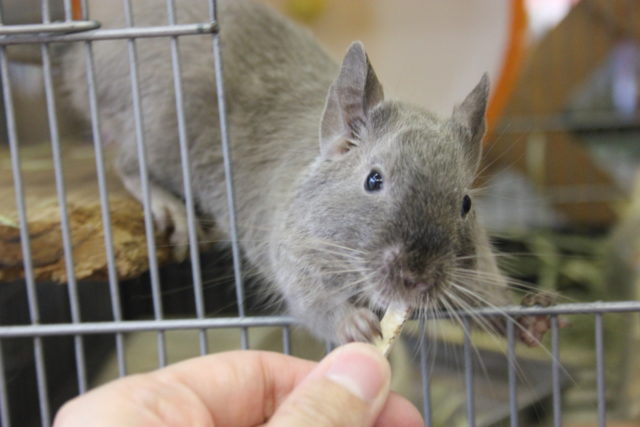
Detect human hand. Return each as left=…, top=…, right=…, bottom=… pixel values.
left=53, top=342, right=423, bottom=427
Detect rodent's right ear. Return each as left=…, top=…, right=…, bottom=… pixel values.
left=451, top=73, right=490, bottom=173
left=319, top=41, right=384, bottom=159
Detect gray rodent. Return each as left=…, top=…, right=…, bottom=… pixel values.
left=60, top=0, right=549, bottom=345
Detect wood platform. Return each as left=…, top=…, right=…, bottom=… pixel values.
left=0, top=142, right=174, bottom=283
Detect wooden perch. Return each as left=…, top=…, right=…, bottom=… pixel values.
left=484, top=0, right=638, bottom=226
left=0, top=143, right=174, bottom=283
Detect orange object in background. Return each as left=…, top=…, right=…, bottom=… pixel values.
left=486, top=0, right=527, bottom=140
left=72, top=0, right=82, bottom=20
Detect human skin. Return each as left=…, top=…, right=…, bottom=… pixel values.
left=53, top=342, right=424, bottom=427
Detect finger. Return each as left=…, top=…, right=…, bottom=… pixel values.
left=266, top=343, right=391, bottom=427
left=54, top=351, right=316, bottom=427
left=54, top=345, right=421, bottom=427
left=373, top=392, right=424, bottom=427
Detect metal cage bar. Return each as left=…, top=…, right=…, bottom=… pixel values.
left=0, top=316, right=296, bottom=338
left=0, top=17, right=52, bottom=425
left=82, top=34, right=128, bottom=378
left=463, top=317, right=476, bottom=427
left=122, top=0, right=167, bottom=368
left=551, top=315, right=562, bottom=427
left=0, top=23, right=216, bottom=44
left=418, top=318, right=433, bottom=427
left=0, top=340, right=9, bottom=427
left=507, top=318, right=518, bottom=427
left=595, top=313, right=606, bottom=427
left=165, top=0, right=209, bottom=356
left=63, top=0, right=72, bottom=21
left=40, top=0, right=88, bottom=393
left=0, top=20, right=99, bottom=36
left=3, top=301, right=640, bottom=337
left=41, top=39, right=88, bottom=395
left=282, top=326, right=292, bottom=355
left=208, top=0, right=249, bottom=350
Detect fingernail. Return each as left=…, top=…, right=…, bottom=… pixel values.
left=325, top=347, right=386, bottom=402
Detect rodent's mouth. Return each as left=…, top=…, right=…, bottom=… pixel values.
left=374, top=278, right=439, bottom=312
left=403, top=278, right=434, bottom=292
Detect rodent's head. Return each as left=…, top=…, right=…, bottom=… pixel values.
left=282, top=42, right=490, bottom=312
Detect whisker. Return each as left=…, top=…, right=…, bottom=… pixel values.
left=450, top=269, right=573, bottom=303
left=447, top=283, right=575, bottom=383
left=444, top=285, right=550, bottom=386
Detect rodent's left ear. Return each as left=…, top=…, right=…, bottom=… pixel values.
left=451, top=73, right=490, bottom=171
left=319, top=41, right=384, bottom=159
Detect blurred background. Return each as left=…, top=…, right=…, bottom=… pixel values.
left=1, top=0, right=639, bottom=426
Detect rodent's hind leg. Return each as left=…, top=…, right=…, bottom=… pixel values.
left=337, top=307, right=382, bottom=344
left=118, top=169, right=203, bottom=262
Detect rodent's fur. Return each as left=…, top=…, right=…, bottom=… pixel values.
left=60, top=0, right=514, bottom=343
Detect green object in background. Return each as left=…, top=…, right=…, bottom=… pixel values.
left=285, top=0, right=326, bottom=23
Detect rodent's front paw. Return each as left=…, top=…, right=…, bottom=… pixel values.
left=150, top=193, right=206, bottom=262
left=516, top=292, right=565, bottom=347
left=337, top=308, right=382, bottom=344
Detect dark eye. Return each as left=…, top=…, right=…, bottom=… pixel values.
left=461, top=195, right=472, bottom=217
left=365, top=170, right=383, bottom=192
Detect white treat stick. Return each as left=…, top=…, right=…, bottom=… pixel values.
left=372, top=302, right=411, bottom=357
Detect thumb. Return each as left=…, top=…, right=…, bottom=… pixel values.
left=266, top=343, right=391, bottom=427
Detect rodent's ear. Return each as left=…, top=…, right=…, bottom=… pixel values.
left=319, top=41, right=384, bottom=158
left=451, top=73, right=490, bottom=171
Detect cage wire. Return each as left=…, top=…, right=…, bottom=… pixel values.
left=0, top=0, right=639, bottom=426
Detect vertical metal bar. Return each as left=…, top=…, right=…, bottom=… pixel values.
left=0, top=340, right=10, bottom=427
left=165, top=0, right=208, bottom=356
left=123, top=0, right=166, bottom=367
left=63, top=0, right=73, bottom=21
left=0, top=43, right=51, bottom=427
left=595, top=313, right=606, bottom=427
left=83, top=40, right=127, bottom=376
left=41, top=0, right=50, bottom=24
left=41, top=40, right=87, bottom=394
left=33, top=338, right=50, bottom=427
left=419, top=318, right=432, bottom=427
left=551, top=315, right=561, bottom=427
left=208, top=0, right=248, bottom=349
left=79, top=0, right=127, bottom=378
left=282, top=327, right=291, bottom=355
left=507, top=318, right=518, bottom=427
left=208, top=0, right=216, bottom=19
left=463, top=317, right=476, bottom=427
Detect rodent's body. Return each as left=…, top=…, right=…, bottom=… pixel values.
left=61, top=0, right=514, bottom=343
left=62, top=0, right=335, bottom=274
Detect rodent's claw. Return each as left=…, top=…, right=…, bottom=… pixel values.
left=337, top=308, right=382, bottom=344
left=151, top=198, right=189, bottom=261
left=520, top=292, right=554, bottom=308
left=516, top=292, right=565, bottom=347
left=150, top=192, right=208, bottom=262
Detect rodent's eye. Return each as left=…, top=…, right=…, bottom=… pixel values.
left=365, top=170, right=383, bottom=192
left=461, top=195, right=472, bottom=217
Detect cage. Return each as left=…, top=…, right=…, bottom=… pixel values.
left=0, top=0, right=639, bottom=426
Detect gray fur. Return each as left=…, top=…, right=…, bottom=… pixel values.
left=60, top=0, right=511, bottom=344
left=320, top=41, right=383, bottom=158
